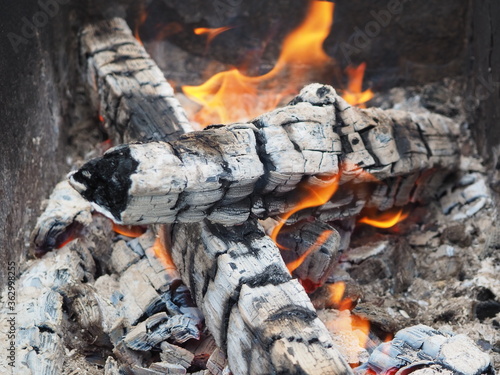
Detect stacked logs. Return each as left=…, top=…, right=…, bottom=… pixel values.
left=32, top=17, right=465, bottom=375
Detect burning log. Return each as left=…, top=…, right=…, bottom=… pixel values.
left=27, top=16, right=493, bottom=375
left=69, top=84, right=460, bottom=226
left=169, top=219, right=352, bottom=374
left=64, top=54, right=461, bottom=372
left=30, top=18, right=354, bottom=374
left=80, top=17, right=193, bottom=144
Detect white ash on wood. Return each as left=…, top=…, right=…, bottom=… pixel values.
left=22, top=16, right=223, bottom=375
left=356, top=324, right=494, bottom=375
left=31, top=180, right=93, bottom=257
left=32, top=16, right=195, bottom=258
left=169, top=219, right=352, bottom=375
left=0, top=216, right=113, bottom=375
left=80, top=17, right=194, bottom=144
left=69, top=84, right=460, bottom=226
left=22, top=17, right=497, bottom=375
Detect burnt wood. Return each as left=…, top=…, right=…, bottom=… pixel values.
left=170, top=219, right=352, bottom=375
left=69, top=84, right=460, bottom=226
left=32, top=18, right=354, bottom=374
left=32, top=17, right=195, bottom=255
left=80, top=17, right=193, bottom=144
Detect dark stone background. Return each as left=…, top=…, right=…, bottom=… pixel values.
left=467, top=0, right=500, bottom=165
left=0, top=0, right=68, bottom=285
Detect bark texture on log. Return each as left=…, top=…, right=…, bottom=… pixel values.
left=69, top=84, right=460, bottom=226
left=81, top=17, right=193, bottom=144
left=170, top=219, right=352, bottom=375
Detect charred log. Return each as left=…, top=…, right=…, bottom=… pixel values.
left=80, top=17, right=193, bottom=144
left=32, top=17, right=193, bottom=254
left=69, top=84, right=460, bottom=226
left=169, top=219, right=352, bottom=375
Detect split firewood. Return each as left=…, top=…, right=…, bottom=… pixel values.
left=169, top=219, right=353, bottom=375
left=69, top=84, right=460, bottom=227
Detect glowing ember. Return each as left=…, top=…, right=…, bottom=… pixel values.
left=270, top=174, right=340, bottom=248
left=55, top=235, right=76, bottom=249
left=286, top=230, right=334, bottom=273
left=341, top=62, right=374, bottom=108
left=194, top=26, right=233, bottom=44
left=112, top=223, right=147, bottom=238
left=358, top=208, right=409, bottom=229
left=351, top=314, right=371, bottom=349
left=51, top=222, right=85, bottom=252
left=182, top=0, right=335, bottom=126
left=328, top=308, right=371, bottom=351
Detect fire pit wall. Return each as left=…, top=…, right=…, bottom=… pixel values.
left=1, top=0, right=498, bottom=283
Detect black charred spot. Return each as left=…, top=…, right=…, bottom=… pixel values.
left=475, top=300, right=500, bottom=321
left=267, top=305, right=317, bottom=324
left=316, top=85, right=331, bottom=98
left=71, top=145, right=138, bottom=221
left=242, top=264, right=292, bottom=288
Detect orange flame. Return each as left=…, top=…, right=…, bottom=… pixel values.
left=327, top=282, right=371, bottom=349
left=351, top=315, right=371, bottom=349
left=341, top=63, right=374, bottom=108
left=194, top=26, right=233, bottom=44
left=286, top=230, right=333, bottom=274
left=112, top=223, right=147, bottom=238
left=329, top=312, right=370, bottom=354
left=327, top=282, right=355, bottom=311
left=133, top=7, right=148, bottom=45
left=182, top=1, right=335, bottom=126
left=153, top=236, right=177, bottom=271
left=329, top=282, right=346, bottom=306
left=270, top=174, right=340, bottom=248
left=358, top=208, right=409, bottom=229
